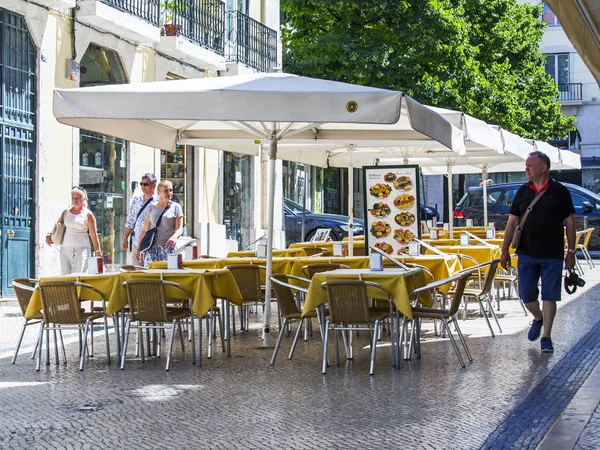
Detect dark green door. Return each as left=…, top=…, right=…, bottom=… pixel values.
left=0, top=10, right=36, bottom=296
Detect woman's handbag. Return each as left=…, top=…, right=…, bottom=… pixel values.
left=49, top=210, right=67, bottom=245
left=138, top=204, right=170, bottom=252
left=127, top=197, right=154, bottom=251
left=512, top=189, right=547, bottom=250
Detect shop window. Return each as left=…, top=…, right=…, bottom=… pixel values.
left=79, top=44, right=128, bottom=270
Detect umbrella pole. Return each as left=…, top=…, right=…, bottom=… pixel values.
left=482, top=166, right=488, bottom=227
left=263, top=137, right=277, bottom=347
left=347, top=145, right=354, bottom=256
left=447, top=164, right=453, bottom=239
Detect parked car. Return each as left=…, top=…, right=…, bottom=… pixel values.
left=421, top=204, right=441, bottom=222
left=284, top=198, right=364, bottom=244
left=454, top=182, right=600, bottom=250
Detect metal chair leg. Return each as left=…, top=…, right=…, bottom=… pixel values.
left=270, top=318, right=288, bottom=365
left=12, top=321, right=28, bottom=364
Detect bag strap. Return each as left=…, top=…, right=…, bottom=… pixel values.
left=517, top=188, right=548, bottom=228
left=59, top=209, right=67, bottom=224
left=154, top=202, right=171, bottom=229
left=133, top=197, right=154, bottom=228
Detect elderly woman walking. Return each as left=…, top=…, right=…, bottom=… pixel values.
left=46, top=186, right=102, bottom=274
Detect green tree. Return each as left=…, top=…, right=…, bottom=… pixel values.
left=281, top=0, right=574, bottom=140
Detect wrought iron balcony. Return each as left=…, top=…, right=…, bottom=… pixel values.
left=558, top=83, right=583, bottom=102
left=100, top=0, right=161, bottom=27
left=161, top=0, right=225, bottom=55
left=226, top=11, right=278, bottom=73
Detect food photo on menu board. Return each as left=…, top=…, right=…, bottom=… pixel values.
left=363, top=165, right=421, bottom=256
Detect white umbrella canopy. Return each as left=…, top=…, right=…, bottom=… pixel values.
left=53, top=72, right=466, bottom=344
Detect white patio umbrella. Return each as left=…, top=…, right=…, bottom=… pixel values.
left=53, top=72, right=465, bottom=345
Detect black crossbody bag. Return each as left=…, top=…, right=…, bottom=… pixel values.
left=138, top=203, right=170, bottom=253
left=127, top=197, right=154, bottom=251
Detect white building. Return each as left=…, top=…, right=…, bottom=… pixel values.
left=0, top=0, right=281, bottom=296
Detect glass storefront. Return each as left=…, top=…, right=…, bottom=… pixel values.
left=223, top=152, right=254, bottom=249
left=79, top=44, right=128, bottom=270
left=79, top=132, right=127, bottom=269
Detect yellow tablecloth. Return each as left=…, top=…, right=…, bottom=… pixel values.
left=26, top=273, right=121, bottom=319
left=425, top=245, right=501, bottom=265
left=302, top=268, right=431, bottom=320
left=226, top=248, right=307, bottom=258
left=423, top=238, right=509, bottom=248
left=423, top=230, right=505, bottom=240
left=149, top=257, right=300, bottom=282
left=26, top=270, right=243, bottom=319
left=288, top=254, right=461, bottom=282
left=289, top=241, right=366, bottom=256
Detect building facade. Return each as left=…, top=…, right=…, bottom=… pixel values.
left=0, top=0, right=280, bottom=296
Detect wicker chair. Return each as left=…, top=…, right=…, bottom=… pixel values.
left=118, top=265, right=146, bottom=272
left=301, top=247, right=328, bottom=257
left=269, top=273, right=318, bottom=365
left=320, top=279, right=393, bottom=375
left=226, top=264, right=267, bottom=332
left=121, top=279, right=194, bottom=371
left=301, top=263, right=350, bottom=279
left=452, top=259, right=502, bottom=337
left=10, top=278, right=51, bottom=364
left=405, top=273, right=472, bottom=367
left=36, top=281, right=110, bottom=371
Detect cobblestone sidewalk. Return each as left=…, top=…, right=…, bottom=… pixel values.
left=1, top=266, right=600, bottom=449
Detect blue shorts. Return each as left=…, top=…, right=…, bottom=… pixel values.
left=517, top=254, right=563, bottom=303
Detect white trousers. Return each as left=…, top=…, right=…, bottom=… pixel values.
left=60, top=246, right=90, bottom=275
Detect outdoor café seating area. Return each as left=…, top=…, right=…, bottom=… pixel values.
left=11, top=220, right=589, bottom=377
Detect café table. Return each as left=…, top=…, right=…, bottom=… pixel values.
left=149, top=257, right=298, bottom=282
left=289, top=241, right=366, bottom=256
left=303, top=267, right=431, bottom=368
left=288, top=254, right=461, bottom=283
left=302, top=267, right=431, bottom=320
left=226, top=248, right=307, bottom=258
left=118, top=268, right=243, bottom=358
left=26, top=269, right=244, bottom=359
left=424, top=244, right=501, bottom=266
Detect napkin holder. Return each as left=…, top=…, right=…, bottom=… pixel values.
left=369, top=252, right=383, bottom=271
left=443, top=223, right=450, bottom=232
left=256, top=241, right=267, bottom=258
left=460, top=233, right=470, bottom=247
left=430, top=229, right=439, bottom=240
left=466, top=219, right=474, bottom=227
left=486, top=228, right=496, bottom=239
left=167, top=253, right=183, bottom=269
left=333, top=242, right=345, bottom=256
left=87, top=256, right=103, bottom=274
left=408, top=241, right=420, bottom=256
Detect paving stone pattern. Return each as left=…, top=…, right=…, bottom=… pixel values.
left=1, top=268, right=600, bottom=449
left=575, top=403, right=600, bottom=450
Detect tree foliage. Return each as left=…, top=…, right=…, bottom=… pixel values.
left=281, top=0, right=575, bottom=140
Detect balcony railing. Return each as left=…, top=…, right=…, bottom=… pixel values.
left=226, top=11, right=278, bottom=73
left=100, top=0, right=161, bottom=27
left=558, top=83, right=582, bottom=101
left=161, top=0, right=225, bottom=55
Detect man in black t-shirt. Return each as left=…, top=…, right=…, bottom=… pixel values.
left=501, top=151, right=576, bottom=353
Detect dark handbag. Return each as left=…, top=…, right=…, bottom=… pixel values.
left=512, top=189, right=547, bottom=250
left=138, top=204, right=170, bottom=252
left=127, top=197, right=154, bottom=251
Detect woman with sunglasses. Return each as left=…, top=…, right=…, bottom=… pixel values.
left=45, top=186, right=102, bottom=274
left=137, top=180, right=184, bottom=267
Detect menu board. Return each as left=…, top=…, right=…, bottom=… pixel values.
left=362, top=165, right=421, bottom=256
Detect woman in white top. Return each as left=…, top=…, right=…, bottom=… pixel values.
left=137, top=180, right=184, bottom=268
left=46, top=187, right=101, bottom=274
